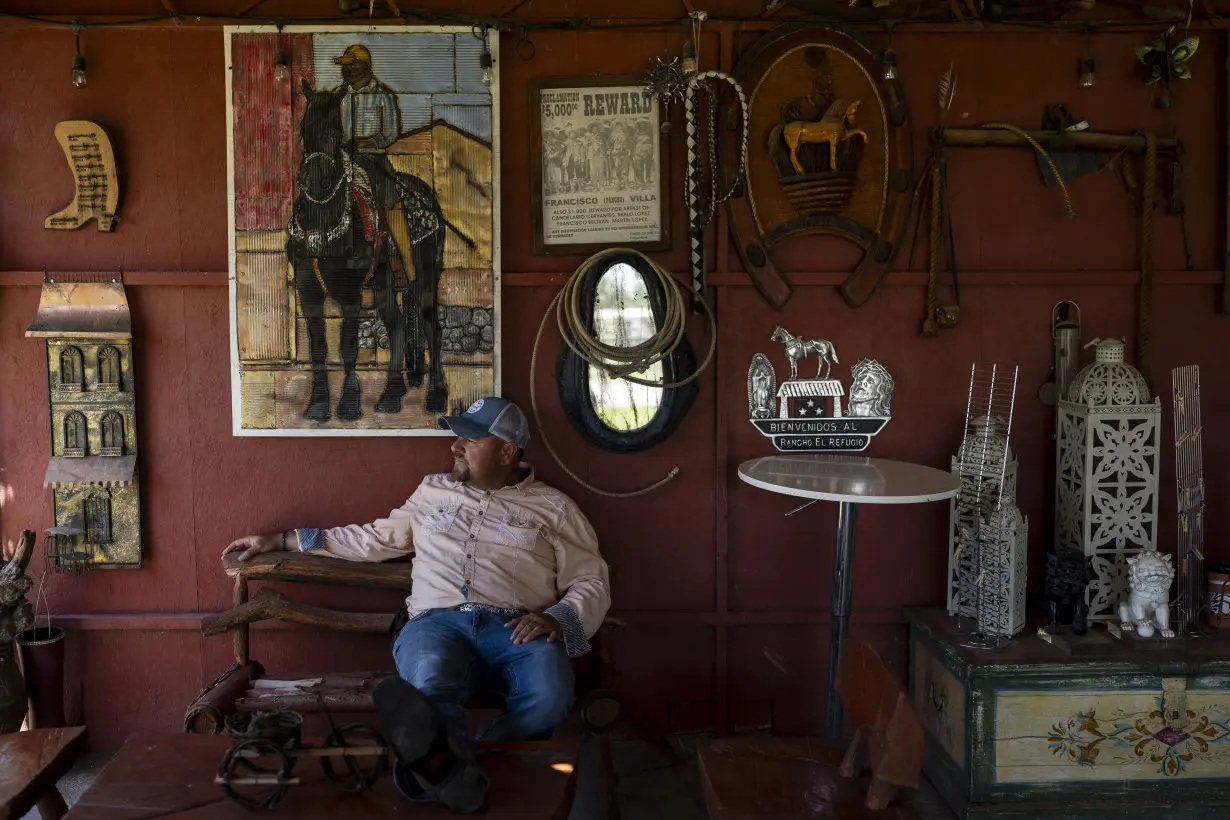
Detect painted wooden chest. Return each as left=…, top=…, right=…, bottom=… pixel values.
left=906, top=607, right=1230, bottom=820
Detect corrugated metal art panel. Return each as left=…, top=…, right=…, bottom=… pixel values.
left=312, top=33, right=458, bottom=94
left=228, top=26, right=498, bottom=435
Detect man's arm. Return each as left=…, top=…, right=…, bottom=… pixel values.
left=222, top=492, right=419, bottom=564
left=371, top=87, right=400, bottom=150
left=294, top=499, right=415, bottom=562
left=543, top=504, right=610, bottom=658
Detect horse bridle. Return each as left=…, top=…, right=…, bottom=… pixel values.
left=289, top=152, right=355, bottom=255
left=299, top=151, right=349, bottom=205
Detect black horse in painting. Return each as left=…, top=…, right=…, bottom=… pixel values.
left=288, top=80, right=461, bottom=421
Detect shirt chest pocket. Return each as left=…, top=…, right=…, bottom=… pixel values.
left=496, top=513, right=543, bottom=550
left=422, top=503, right=460, bottom=534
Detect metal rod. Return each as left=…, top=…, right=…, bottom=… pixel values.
left=939, top=129, right=1179, bottom=152
left=825, top=501, right=858, bottom=739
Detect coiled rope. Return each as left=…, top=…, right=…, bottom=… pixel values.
left=530, top=248, right=717, bottom=498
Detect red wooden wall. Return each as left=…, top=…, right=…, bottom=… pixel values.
left=0, top=1, right=1226, bottom=749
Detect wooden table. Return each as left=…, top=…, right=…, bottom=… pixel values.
left=0, top=726, right=87, bottom=820
left=65, top=733, right=578, bottom=819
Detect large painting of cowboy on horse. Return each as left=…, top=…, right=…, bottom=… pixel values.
left=226, top=27, right=499, bottom=434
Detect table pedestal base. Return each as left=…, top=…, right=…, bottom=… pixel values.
left=825, top=501, right=858, bottom=739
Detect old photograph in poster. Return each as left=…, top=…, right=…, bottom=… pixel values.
left=530, top=77, right=669, bottom=255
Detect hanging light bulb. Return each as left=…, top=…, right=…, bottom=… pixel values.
left=681, top=40, right=697, bottom=77
left=882, top=49, right=899, bottom=81
left=479, top=28, right=494, bottom=86
left=273, top=26, right=290, bottom=82
left=882, top=22, right=898, bottom=82
left=1079, top=28, right=1096, bottom=89
left=273, top=49, right=290, bottom=82
left=70, top=24, right=87, bottom=88
left=480, top=50, right=494, bottom=86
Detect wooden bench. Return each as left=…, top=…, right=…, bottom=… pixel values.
left=184, top=551, right=624, bottom=816
left=185, top=551, right=621, bottom=730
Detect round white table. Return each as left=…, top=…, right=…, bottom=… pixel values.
left=737, top=454, right=961, bottom=738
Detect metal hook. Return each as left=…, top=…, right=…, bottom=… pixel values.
left=515, top=28, right=536, bottom=61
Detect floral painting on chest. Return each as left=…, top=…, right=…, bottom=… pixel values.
left=225, top=25, right=500, bottom=435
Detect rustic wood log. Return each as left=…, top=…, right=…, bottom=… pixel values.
left=223, top=551, right=413, bottom=590
left=183, top=661, right=265, bottom=734
left=201, top=587, right=390, bottom=637
left=939, top=129, right=1179, bottom=153
left=233, top=745, right=387, bottom=759
left=233, top=577, right=248, bottom=665
left=236, top=689, right=375, bottom=713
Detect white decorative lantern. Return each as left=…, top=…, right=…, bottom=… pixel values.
left=948, top=417, right=1028, bottom=638
left=1056, top=338, right=1161, bottom=621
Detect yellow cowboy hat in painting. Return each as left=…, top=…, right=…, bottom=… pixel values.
left=333, top=44, right=372, bottom=65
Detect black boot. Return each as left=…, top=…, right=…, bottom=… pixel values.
left=373, top=677, right=488, bottom=814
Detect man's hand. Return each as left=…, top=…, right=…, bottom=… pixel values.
left=222, top=533, right=283, bottom=563
left=504, top=612, right=560, bottom=645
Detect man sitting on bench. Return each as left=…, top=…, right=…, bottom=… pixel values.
left=222, top=397, right=611, bottom=813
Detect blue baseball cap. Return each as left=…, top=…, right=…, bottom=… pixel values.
left=439, top=397, right=531, bottom=449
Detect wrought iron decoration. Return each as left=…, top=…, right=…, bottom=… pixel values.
left=727, top=24, right=913, bottom=310
left=747, top=326, right=893, bottom=452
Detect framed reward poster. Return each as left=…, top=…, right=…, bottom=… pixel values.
left=529, top=75, right=670, bottom=255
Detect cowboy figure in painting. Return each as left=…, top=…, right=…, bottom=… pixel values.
left=223, top=398, right=610, bottom=813
left=288, top=43, right=472, bottom=423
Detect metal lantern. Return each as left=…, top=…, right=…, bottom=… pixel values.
left=1056, top=337, right=1161, bottom=621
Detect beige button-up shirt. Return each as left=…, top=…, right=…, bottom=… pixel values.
left=295, top=468, right=610, bottom=656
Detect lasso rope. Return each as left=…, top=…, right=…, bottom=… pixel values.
left=685, top=71, right=749, bottom=310
left=977, top=123, right=1076, bottom=219
left=1139, top=131, right=1156, bottom=388
left=530, top=248, right=717, bottom=498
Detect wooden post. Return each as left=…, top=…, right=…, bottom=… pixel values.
left=233, top=577, right=248, bottom=666
left=1223, top=28, right=1230, bottom=312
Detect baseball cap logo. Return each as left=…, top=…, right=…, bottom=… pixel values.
left=466, top=399, right=485, bottom=415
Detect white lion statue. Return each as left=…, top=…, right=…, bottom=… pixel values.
left=1117, top=551, right=1175, bottom=638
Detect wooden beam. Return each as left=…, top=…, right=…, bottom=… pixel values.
left=496, top=0, right=533, bottom=16
left=201, top=587, right=391, bottom=636
left=940, top=129, right=1180, bottom=153
left=223, top=550, right=413, bottom=590
left=233, top=0, right=269, bottom=16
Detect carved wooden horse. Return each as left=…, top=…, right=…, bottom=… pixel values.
left=771, top=326, right=839, bottom=380
left=782, top=98, right=869, bottom=173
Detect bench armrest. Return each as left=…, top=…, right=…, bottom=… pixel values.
left=223, top=551, right=413, bottom=591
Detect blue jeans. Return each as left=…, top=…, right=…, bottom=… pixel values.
left=392, top=607, right=574, bottom=753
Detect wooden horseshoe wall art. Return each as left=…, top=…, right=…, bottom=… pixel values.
left=727, top=25, right=913, bottom=309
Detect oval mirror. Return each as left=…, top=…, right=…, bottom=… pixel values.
left=557, top=253, right=697, bottom=453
